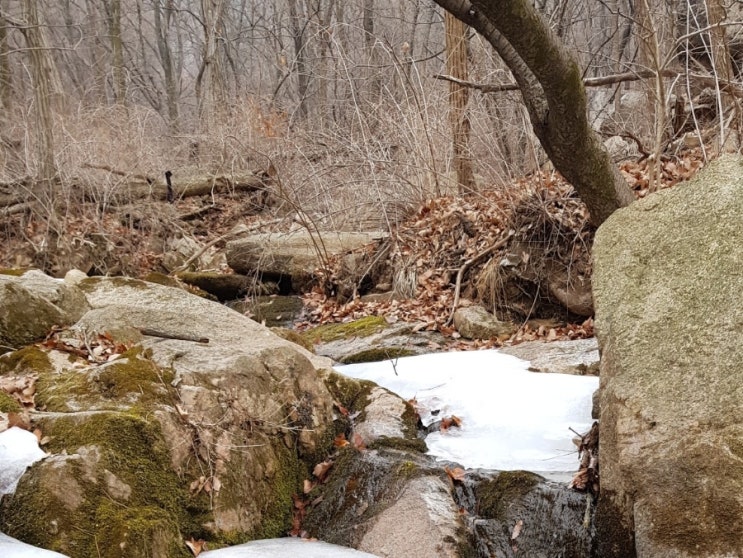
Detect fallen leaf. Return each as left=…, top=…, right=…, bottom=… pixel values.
left=303, top=479, right=314, bottom=494
left=312, top=460, right=333, bottom=481
left=445, top=466, right=467, bottom=483
left=352, top=432, right=367, bottom=450
left=333, top=433, right=349, bottom=448
left=185, top=537, right=206, bottom=556
left=511, top=519, right=523, bottom=540
left=333, top=401, right=349, bottom=417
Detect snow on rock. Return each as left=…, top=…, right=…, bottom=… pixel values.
left=0, top=533, right=69, bottom=558
left=0, top=427, right=47, bottom=495
left=200, top=538, right=379, bottom=557
left=336, top=349, right=599, bottom=480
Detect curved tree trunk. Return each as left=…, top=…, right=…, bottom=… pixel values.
left=433, top=0, right=635, bottom=226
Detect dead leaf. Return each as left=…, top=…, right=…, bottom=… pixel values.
left=303, top=479, right=315, bottom=494
left=445, top=466, right=467, bottom=483
left=185, top=537, right=206, bottom=556
left=312, top=460, right=333, bottom=482
left=333, top=433, right=349, bottom=448
left=351, top=432, right=366, bottom=450
left=511, top=519, right=523, bottom=540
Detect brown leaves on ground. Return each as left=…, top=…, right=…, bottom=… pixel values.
left=41, top=327, right=131, bottom=365
left=439, top=415, right=462, bottom=432
left=312, top=459, right=334, bottom=482
left=189, top=475, right=221, bottom=496
left=0, top=374, right=37, bottom=408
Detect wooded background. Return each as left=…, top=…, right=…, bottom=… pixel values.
left=0, top=0, right=741, bottom=229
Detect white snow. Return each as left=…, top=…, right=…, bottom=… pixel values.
left=0, top=427, right=46, bottom=495
left=335, top=349, right=599, bottom=480
left=0, top=533, right=68, bottom=558
left=200, top=538, right=379, bottom=557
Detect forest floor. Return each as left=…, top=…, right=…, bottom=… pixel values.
left=0, top=148, right=706, bottom=349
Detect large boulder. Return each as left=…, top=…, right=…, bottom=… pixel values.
left=0, top=276, right=339, bottom=557
left=592, top=156, right=743, bottom=557
left=0, top=270, right=89, bottom=354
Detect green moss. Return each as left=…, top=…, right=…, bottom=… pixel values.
left=271, top=327, right=315, bottom=353
left=0, top=346, right=53, bottom=375
left=339, top=347, right=416, bottom=364
left=0, top=268, right=29, bottom=276
left=476, top=470, right=543, bottom=520
left=142, top=272, right=182, bottom=289
left=302, top=315, right=389, bottom=345
left=0, top=412, right=195, bottom=557
left=96, top=351, right=174, bottom=402
left=35, top=368, right=93, bottom=412
left=78, top=276, right=150, bottom=292
left=370, top=436, right=427, bottom=453
left=0, top=390, right=21, bottom=412
left=323, top=371, right=376, bottom=428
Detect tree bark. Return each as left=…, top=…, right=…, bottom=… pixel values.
left=153, top=0, right=179, bottom=131
left=433, top=0, right=635, bottom=226
left=0, top=4, right=12, bottom=109
left=20, top=0, right=59, bottom=183
left=107, top=0, right=127, bottom=104
left=445, top=12, right=476, bottom=194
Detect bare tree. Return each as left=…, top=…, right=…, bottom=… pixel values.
left=18, top=0, right=60, bottom=182
left=445, top=11, right=476, bottom=193
left=433, top=0, right=635, bottom=225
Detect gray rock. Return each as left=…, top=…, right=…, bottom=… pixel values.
left=0, top=276, right=69, bottom=353
left=0, top=275, right=339, bottom=556
left=499, top=338, right=599, bottom=375
left=226, top=231, right=386, bottom=292
left=453, top=305, right=516, bottom=340
left=592, top=155, right=743, bottom=557
left=303, top=449, right=466, bottom=557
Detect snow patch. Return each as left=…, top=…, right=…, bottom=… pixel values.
left=336, top=349, right=598, bottom=480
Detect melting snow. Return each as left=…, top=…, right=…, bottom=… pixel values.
left=335, top=349, right=599, bottom=480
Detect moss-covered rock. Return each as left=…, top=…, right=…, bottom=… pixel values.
left=302, top=316, right=389, bottom=345
left=0, top=275, right=343, bottom=556
left=475, top=470, right=543, bottom=520
left=0, top=280, right=67, bottom=354
left=0, top=412, right=196, bottom=558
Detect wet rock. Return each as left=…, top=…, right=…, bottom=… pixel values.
left=175, top=271, right=254, bottom=300
left=306, top=318, right=446, bottom=364
left=593, top=155, right=743, bottom=557
left=454, top=470, right=592, bottom=557
left=303, top=448, right=467, bottom=558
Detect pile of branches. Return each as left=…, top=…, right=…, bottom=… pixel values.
left=307, top=171, right=597, bottom=335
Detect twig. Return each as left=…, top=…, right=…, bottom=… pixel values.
left=138, top=328, right=209, bottom=344
left=445, top=232, right=514, bottom=326
left=434, top=69, right=743, bottom=98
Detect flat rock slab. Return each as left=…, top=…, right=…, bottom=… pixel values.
left=499, top=338, right=599, bottom=374
left=226, top=231, right=386, bottom=290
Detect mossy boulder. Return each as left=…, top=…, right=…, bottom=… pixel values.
left=0, top=274, right=342, bottom=556
left=593, top=155, right=743, bottom=557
